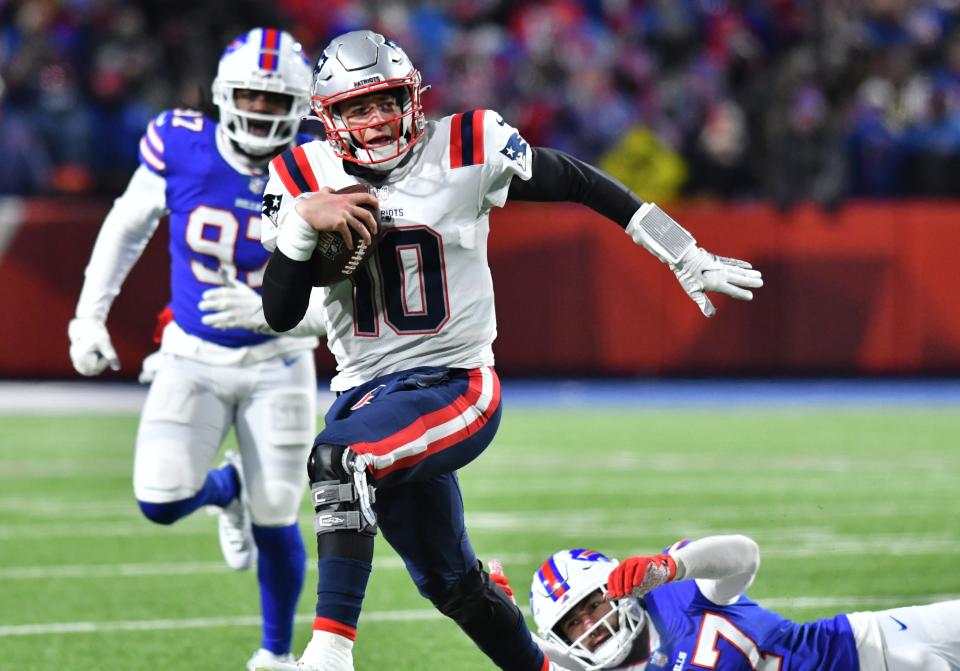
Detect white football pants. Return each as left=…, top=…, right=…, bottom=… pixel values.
left=133, top=352, right=316, bottom=526
left=849, top=600, right=960, bottom=670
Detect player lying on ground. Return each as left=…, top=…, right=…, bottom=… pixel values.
left=254, top=30, right=762, bottom=671
left=494, top=534, right=960, bottom=670
left=67, top=28, right=325, bottom=671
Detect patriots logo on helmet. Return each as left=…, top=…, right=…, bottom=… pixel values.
left=500, top=131, right=529, bottom=171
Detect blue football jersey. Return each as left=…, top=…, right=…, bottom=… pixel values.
left=138, top=109, right=277, bottom=347
left=641, top=581, right=858, bottom=671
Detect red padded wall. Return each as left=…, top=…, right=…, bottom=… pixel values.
left=3, top=198, right=959, bottom=378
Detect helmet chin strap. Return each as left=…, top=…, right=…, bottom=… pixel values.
left=359, top=140, right=410, bottom=172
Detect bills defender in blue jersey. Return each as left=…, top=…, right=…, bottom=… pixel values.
left=68, top=29, right=326, bottom=670
left=514, top=535, right=960, bottom=671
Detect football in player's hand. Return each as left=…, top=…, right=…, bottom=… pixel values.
left=311, top=184, right=381, bottom=287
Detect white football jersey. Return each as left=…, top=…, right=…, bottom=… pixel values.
left=262, top=109, right=533, bottom=391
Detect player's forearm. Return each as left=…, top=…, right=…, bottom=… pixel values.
left=262, top=250, right=314, bottom=332
left=280, top=287, right=327, bottom=337
left=507, top=147, right=643, bottom=227
left=671, top=535, right=760, bottom=605
left=75, top=166, right=166, bottom=321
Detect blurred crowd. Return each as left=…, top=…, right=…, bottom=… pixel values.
left=3, top=0, right=960, bottom=206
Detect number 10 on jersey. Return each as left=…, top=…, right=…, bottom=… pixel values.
left=352, top=226, right=450, bottom=336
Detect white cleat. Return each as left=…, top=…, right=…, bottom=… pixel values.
left=247, top=648, right=295, bottom=671
left=294, top=630, right=355, bottom=671
left=217, top=450, right=257, bottom=571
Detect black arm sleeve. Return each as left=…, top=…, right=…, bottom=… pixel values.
left=262, top=250, right=314, bottom=332
left=507, top=147, right=644, bottom=228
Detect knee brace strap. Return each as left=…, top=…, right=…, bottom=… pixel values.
left=309, top=443, right=377, bottom=537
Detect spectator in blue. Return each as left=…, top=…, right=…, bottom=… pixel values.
left=0, top=75, right=51, bottom=194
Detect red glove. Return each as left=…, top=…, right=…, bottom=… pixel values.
left=488, top=559, right=515, bottom=603
left=606, top=554, right=677, bottom=600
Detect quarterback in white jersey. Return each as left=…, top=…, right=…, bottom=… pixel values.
left=254, top=31, right=763, bottom=671
left=261, top=103, right=526, bottom=391
left=68, top=29, right=326, bottom=670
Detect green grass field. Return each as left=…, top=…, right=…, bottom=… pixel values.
left=1, top=408, right=959, bottom=670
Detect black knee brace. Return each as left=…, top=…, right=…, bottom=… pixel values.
left=308, top=443, right=378, bottom=543
left=431, top=561, right=543, bottom=671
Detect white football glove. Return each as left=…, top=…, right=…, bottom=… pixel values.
left=198, top=276, right=272, bottom=334
left=672, top=246, right=763, bottom=318
left=626, top=202, right=763, bottom=317
left=67, top=317, right=120, bottom=376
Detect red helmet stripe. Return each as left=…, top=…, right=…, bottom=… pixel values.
left=259, top=28, right=280, bottom=71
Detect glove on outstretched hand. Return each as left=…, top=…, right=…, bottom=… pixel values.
left=488, top=559, right=515, bottom=603
left=625, top=202, right=763, bottom=317
left=606, top=553, right=677, bottom=600
left=672, top=246, right=763, bottom=318
left=68, top=318, right=120, bottom=376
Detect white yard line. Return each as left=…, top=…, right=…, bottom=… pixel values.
left=0, top=382, right=335, bottom=414
left=0, top=610, right=441, bottom=637
left=4, top=594, right=960, bottom=637
left=2, top=532, right=960, bottom=582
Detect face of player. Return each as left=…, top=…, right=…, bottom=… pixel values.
left=233, top=88, right=294, bottom=135
left=338, top=92, right=402, bottom=149
left=558, top=589, right=619, bottom=652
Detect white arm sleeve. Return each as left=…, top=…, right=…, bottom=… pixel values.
left=74, top=165, right=167, bottom=321
left=669, top=535, right=760, bottom=606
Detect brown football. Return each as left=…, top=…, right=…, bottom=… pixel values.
left=310, top=184, right=381, bottom=287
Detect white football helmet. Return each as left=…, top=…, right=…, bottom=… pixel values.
left=212, top=28, right=312, bottom=156
left=530, top=549, right=646, bottom=671
left=310, top=30, right=426, bottom=171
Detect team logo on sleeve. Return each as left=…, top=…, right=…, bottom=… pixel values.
left=248, top=176, right=267, bottom=195
left=261, top=193, right=283, bottom=226
left=500, top=131, right=529, bottom=171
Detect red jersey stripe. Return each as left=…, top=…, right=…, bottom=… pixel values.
left=293, top=146, right=321, bottom=192
left=472, top=109, right=485, bottom=164
left=271, top=155, right=302, bottom=197
left=449, top=113, right=463, bottom=169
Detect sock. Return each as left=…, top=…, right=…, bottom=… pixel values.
left=137, top=463, right=239, bottom=525
left=314, top=557, right=372, bottom=638
left=253, top=523, right=307, bottom=655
